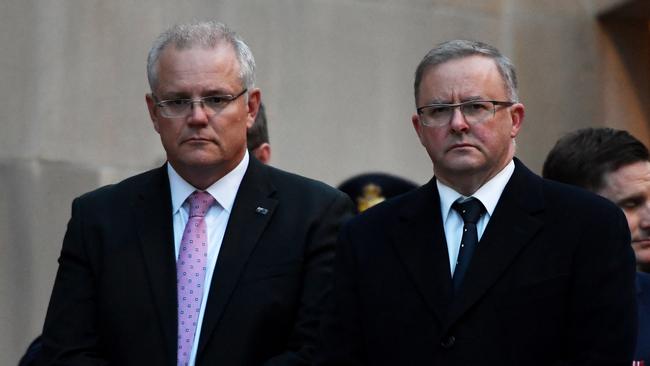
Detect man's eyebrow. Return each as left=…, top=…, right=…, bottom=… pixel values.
left=424, top=96, right=484, bottom=105
left=201, top=88, right=233, bottom=96
left=421, top=98, right=451, bottom=105
left=616, top=193, right=644, bottom=206
left=158, top=88, right=234, bottom=99
left=158, top=91, right=190, bottom=100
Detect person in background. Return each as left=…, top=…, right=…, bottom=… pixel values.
left=247, top=102, right=271, bottom=164
left=315, top=39, right=637, bottom=365
left=38, top=20, right=352, bottom=365
left=543, top=127, right=650, bottom=363
left=337, top=173, right=417, bottom=213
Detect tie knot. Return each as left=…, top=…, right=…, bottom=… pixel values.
left=187, top=191, right=215, bottom=218
left=452, top=197, right=484, bottom=224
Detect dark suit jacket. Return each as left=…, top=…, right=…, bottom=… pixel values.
left=637, top=271, right=650, bottom=362
left=18, top=336, right=42, bottom=366
left=39, top=157, right=353, bottom=366
left=316, top=159, right=637, bottom=366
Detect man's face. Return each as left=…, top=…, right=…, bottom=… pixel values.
left=146, top=44, right=259, bottom=185
left=597, top=160, right=650, bottom=270
left=411, top=56, right=524, bottom=189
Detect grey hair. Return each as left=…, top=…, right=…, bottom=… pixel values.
left=147, top=20, right=255, bottom=92
left=413, top=40, right=518, bottom=104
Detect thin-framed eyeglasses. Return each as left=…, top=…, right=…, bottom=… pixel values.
left=416, top=100, right=515, bottom=128
left=153, top=88, right=248, bottom=118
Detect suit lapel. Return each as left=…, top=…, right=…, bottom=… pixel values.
left=197, top=158, right=277, bottom=356
left=446, top=159, right=545, bottom=327
left=390, top=179, right=453, bottom=323
left=133, top=165, right=177, bottom=362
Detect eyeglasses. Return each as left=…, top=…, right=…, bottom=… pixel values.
left=153, top=88, right=248, bottom=118
left=416, top=100, right=515, bottom=127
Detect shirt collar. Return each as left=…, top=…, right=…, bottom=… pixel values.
left=168, top=150, right=250, bottom=214
left=437, top=159, right=515, bottom=222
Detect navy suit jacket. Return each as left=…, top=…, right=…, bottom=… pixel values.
left=637, top=271, right=650, bottom=362
left=316, top=159, right=637, bottom=366
left=39, top=158, right=352, bottom=365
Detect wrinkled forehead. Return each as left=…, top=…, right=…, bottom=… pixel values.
left=154, top=44, right=242, bottom=93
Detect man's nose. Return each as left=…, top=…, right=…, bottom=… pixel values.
left=639, top=201, right=650, bottom=229
left=188, top=101, right=210, bottom=123
left=449, top=107, right=470, bottom=132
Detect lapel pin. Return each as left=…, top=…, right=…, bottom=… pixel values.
left=255, top=207, right=269, bottom=215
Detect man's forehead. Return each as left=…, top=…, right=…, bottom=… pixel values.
left=418, top=56, right=505, bottom=101
left=150, top=41, right=234, bottom=93
left=425, top=55, right=498, bottom=76
left=609, top=161, right=650, bottom=181
left=156, top=44, right=240, bottom=82
left=600, top=161, right=650, bottom=196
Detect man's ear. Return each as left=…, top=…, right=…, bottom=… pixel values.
left=411, top=113, right=425, bottom=146
left=246, top=88, right=261, bottom=129
left=252, top=143, right=271, bottom=164
left=145, top=93, right=161, bottom=133
left=509, top=103, right=525, bottom=138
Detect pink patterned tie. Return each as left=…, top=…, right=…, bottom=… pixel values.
left=177, top=191, right=214, bottom=366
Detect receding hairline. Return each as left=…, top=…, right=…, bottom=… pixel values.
left=415, top=55, right=510, bottom=102
left=413, top=40, right=518, bottom=105
left=151, top=41, right=240, bottom=89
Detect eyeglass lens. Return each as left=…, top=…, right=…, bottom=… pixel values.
left=421, top=101, right=494, bottom=127
left=160, top=98, right=226, bottom=117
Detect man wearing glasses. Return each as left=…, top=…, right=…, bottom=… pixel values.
left=316, top=40, right=637, bottom=365
left=39, top=20, right=352, bottom=365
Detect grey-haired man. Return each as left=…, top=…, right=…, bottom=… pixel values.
left=39, top=20, right=352, bottom=366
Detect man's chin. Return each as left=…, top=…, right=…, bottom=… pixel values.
left=180, top=150, right=224, bottom=164
left=436, top=157, right=486, bottom=175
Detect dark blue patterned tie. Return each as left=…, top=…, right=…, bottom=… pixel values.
left=451, top=197, right=484, bottom=292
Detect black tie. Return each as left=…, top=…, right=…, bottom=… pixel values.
left=451, top=197, right=485, bottom=292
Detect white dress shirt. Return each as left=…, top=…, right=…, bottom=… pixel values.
left=437, top=160, right=515, bottom=276
left=167, top=150, right=249, bottom=366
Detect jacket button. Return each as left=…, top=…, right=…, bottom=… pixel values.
left=440, top=335, right=455, bottom=348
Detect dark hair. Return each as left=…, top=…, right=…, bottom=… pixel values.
left=247, top=102, right=269, bottom=151
left=413, top=39, right=518, bottom=104
left=542, top=128, right=649, bottom=191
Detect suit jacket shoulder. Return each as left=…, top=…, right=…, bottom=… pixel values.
left=257, top=161, right=350, bottom=204
left=74, top=165, right=169, bottom=207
